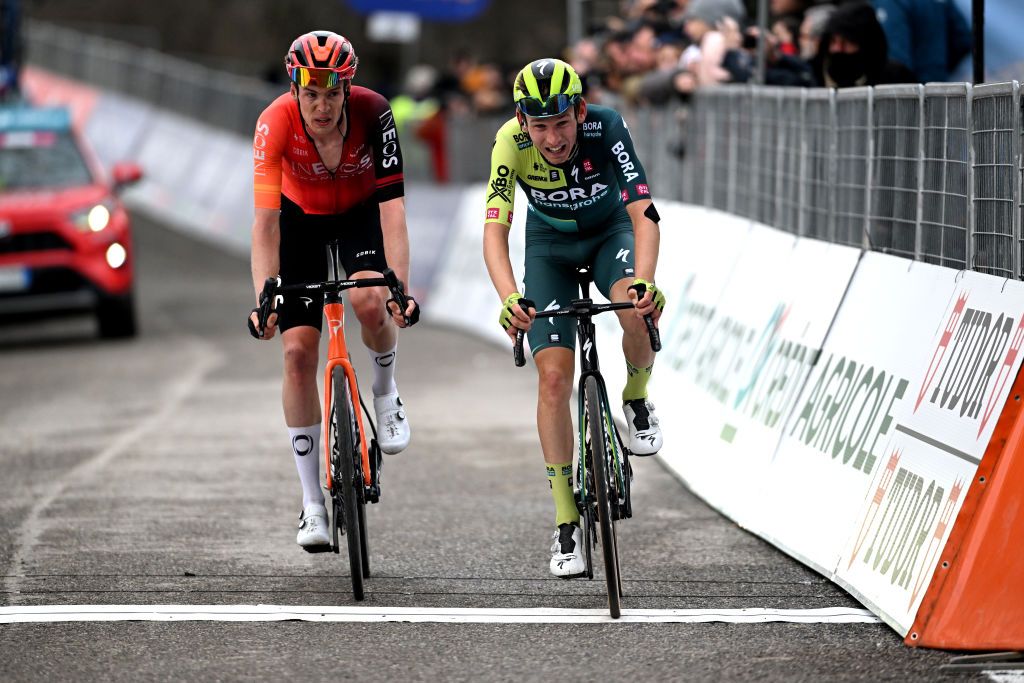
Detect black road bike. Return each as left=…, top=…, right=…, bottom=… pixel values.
left=513, top=267, right=660, bottom=618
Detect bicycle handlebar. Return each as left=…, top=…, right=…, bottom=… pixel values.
left=255, top=268, right=412, bottom=332
left=512, top=299, right=661, bottom=367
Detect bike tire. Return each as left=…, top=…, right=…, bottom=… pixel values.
left=358, top=486, right=370, bottom=578
left=585, top=375, right=621, bottom=618
left=333, top=366, right=365, bottom=601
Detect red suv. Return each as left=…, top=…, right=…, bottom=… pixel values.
left=0, top=105, right=142, bottom=337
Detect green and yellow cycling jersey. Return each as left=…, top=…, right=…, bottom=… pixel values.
left=484, top=104, right=651, bottom=233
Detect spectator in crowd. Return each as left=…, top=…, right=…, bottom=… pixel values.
left=799, top=4, right=836, bottom=61
left=872, top=0, right=971, bottom=83
left=771, top=15, right=802, bottom=57
left=636, top=34, right=692, bottom=105
left=464, top=62, right=510, bottom=114
left=811, top=1, right=915, bottom=87
left=390, top=65, right=448, bottom=182
left=681, top=0, right=747, bottom=87
left=598, top=29, right=636, bottom=99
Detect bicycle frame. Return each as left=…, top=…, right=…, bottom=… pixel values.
left=321, top=291, right=372, bottom=489
left=573, top=302, right=628, bottom=513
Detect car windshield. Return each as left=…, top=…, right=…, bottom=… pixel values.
left=0, top=130, right=94, bottom=192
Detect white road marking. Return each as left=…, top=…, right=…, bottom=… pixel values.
left=985, top=673, right=1024, bottom=682
left=0, top=605, right=882, bottom=624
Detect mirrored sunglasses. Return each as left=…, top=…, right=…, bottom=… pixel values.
left=516, top=94, right=576, bottom=118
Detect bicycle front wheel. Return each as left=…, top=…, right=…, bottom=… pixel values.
left=332, top=365, right=365, bottom=601
left=584, top=374, right=621, bottom=618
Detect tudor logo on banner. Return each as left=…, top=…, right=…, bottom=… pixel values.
left=914, top=290, right=1024, bottom=437
left=834, top=264, right=1024, bottom=634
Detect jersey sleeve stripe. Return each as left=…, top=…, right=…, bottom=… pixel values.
left=375, top=174, right=403, bottom=186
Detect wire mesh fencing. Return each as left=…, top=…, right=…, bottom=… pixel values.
left=681, top=82, right=1023, bottom=279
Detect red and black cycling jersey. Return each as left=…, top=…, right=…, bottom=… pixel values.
left=252, top=86, right=404, bottom=214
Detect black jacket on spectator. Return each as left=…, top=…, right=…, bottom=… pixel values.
left=811, top=2, right=915, bottom=87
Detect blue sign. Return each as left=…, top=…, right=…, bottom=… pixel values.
left=344, top=0, right=491, bottom=22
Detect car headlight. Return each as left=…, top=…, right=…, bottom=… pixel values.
left=70, top=201, right=115, bottom=232
left=105, top=242, right=128, bottom=269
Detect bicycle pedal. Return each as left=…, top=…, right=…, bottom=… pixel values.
left=301, top=544, right=333, bottom=554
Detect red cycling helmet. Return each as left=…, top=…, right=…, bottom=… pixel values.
left=284, top=31, right=358, bottom=88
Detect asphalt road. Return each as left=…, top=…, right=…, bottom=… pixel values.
left=0, top=215, right=972, bottom=681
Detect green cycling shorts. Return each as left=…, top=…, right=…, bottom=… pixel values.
left=523, top=205, right=636, bottom=355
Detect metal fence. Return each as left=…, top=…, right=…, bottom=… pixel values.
left=679, top=83, right=1024, bottom=280
left=25, top=21, right=280, bottom=138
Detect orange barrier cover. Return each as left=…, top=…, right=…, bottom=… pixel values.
left=907, top=366, right=1024, bottom=649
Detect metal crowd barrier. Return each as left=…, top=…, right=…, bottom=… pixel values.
left=681, top=83, right=1024, bottom=280
left=26, top=20, right=280, bottom=137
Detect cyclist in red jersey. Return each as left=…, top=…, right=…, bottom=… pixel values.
left=248, top=31, right=419, bottom=551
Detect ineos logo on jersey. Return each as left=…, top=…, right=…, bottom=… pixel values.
left=292, top=434, right=313, bottom=456
left=253, top=121, right=270, bottom=176
left=375, top=352, right=396, bottom=368
left=379, top=110, right=400, bottom=169
left=290, top=155, right=372, bottom=180
left=489, top=165, right=513, bottom=202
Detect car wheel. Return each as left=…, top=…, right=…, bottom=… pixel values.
left=97, top=292, right=137, bottom=339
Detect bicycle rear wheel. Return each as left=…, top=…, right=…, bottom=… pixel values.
left=584, top=374, right=621, bottom=618
left=332, top=366, right=365, bottom=601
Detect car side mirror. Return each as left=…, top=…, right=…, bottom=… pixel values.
left=111, top=161, right=143, bottom=191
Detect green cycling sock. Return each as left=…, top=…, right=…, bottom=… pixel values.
left=546, top=462, right=579, bottom=526
left=622, top=359, right=654, bottom=402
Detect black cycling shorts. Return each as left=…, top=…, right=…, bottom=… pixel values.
left=276, top=194, right=389, bottom=333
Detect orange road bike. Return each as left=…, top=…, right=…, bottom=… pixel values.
left=513, top=268, right=660, bottom=618
left=256, top=243, right=413, bottom=601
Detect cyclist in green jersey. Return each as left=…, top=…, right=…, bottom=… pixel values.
left=482, top=58, right=667, bottom=577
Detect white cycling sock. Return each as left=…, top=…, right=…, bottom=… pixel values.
left=288, top=424, right=324, bottom=508
left=368, top=344, right=398, bottom=397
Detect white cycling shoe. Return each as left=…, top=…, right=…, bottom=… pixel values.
left=374, top=390, right=410, bottom=454
left=296, top=504, right=330, bottom=551
left=623, top=398, right=663, bottom=455
left=550, top=523, right=586, bottom=578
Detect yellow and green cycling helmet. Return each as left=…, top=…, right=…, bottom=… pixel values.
left=512, top=58, right=583, bottom=118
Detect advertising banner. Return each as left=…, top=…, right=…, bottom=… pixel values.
left=425, top=183, right=524, bottom=347
left=594, top=205, right=749, bottom=430
left=763, top=255, right=957, bottom=575
left=835, top=266, right=1024, bottom=633
left=652, top=218, right=860, bottom=528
